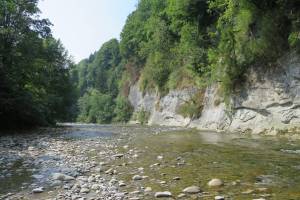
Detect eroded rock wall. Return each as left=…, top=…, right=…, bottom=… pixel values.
left=128, top=52, right=300, bottom=134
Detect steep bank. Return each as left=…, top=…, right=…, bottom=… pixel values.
left=129, top=53, right=300, bottom=134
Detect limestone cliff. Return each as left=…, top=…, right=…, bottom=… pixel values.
left=128, top=52, right=300, bottom=134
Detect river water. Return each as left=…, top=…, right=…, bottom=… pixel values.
left=0, top=124, right=299, bottom=199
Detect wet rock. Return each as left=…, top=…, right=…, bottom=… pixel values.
left=32, top=187, right=44, bottom=193
left=208, top=178, right=223, bottom=187
left=132, top=175, right=143, bottom=181
left=155, top=191, right=172, bottom=198
left=183, top=186, right=202, bottom=194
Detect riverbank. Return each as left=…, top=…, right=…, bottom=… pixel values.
left=1, top=124, right=300, bottom=199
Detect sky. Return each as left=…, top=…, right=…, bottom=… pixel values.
left=38, top=0, right=138, bottom=63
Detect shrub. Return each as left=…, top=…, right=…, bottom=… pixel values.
left=136, top=108, right=150, bottom=125
left=176, top=91, right=204, bottom=119
left=113, top=96, right=133, bottom=122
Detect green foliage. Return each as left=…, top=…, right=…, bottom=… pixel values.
left=136, top=108, right=150, bottom=125
left=113, top=96, right=133, bottom=122
left=77, top=89, right=114, bottom=123
left=176, top=92, right=204, bottom=119
left=72, top=39, right=133, bottom=124
left=0, top=0, right=75, bottom=129
left=73, top=0, right=300, bottom=123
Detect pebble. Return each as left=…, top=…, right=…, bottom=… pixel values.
left=177, top=193, right=186, bottom=198
left=154, top=191, right=172, bottom=198
left=208, top=178, right=223, bottom=187
left=32, top=187, right=44, bottom=193
left=132, top=175, right=143, bottom=181
left=144, top=187, right=152, bottom=192
left=118, top=181, right=126, bottom=187
left=183, top=186, right=202, bottom=194
left=91, top=184, right=100, bottom=190
left=242, top=189, right=254, bottom=194
left=80, top=188, right=90, bottom=193
left=215, top=196, right=225, bottom=200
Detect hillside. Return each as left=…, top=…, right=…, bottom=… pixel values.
left=71, top=0, right=300, bottom=134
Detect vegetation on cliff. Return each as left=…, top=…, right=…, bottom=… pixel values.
left=72, top=0, right=300, bottom=123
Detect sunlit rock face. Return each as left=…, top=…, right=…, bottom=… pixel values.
left=129, top=52, right=300, bottom=134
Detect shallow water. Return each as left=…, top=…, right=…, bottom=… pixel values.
left=0, top=125, right=300, bottom=199
left=112, top=129, right=300, bottom=199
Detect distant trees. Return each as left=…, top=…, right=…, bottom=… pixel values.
left=0, top=0, right=75, bottom=128
left=71, top=39, right=133, bottom=123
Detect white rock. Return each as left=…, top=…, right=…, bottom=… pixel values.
left=144, top=187, right=152, bottom=192
left=32, top=187, right=44, bottom=193
left=208, top=178, right=223, bottom=187
left=182, top=186, right=202, bottom=194
left=80, top=187, right=90, bottom=193
left=132, top=175, right=143, bottom=181
left=154, top=191, right=172, bottom=198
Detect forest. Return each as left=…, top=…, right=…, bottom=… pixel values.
left=0, top=0, right=76, bottom=129
left=1, top=0, right=300, bottom=127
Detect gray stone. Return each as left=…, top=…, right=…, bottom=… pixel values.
left=132, top=175, right=143, bottom=181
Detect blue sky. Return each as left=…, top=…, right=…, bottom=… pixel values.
left=38, top=0, right=138, bottom=63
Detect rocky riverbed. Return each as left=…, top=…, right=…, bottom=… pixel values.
left=0, top=124, right=300, bottom=200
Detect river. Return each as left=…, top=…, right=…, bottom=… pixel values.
left=0, top=124, right=299, bottom=199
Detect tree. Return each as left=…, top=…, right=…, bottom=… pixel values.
left=0, top=0, right=74, bottom=128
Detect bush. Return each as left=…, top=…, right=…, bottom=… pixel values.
left=113, top=96, right=133, bottom=122
left=176, top=91, right=204, bottom=119
left=136, top=108, right=150, bottom=125
left=77, top=89, right=114, bottom=123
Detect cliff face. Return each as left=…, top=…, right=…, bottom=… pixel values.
left=128, top=53, right=300, bottom=134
